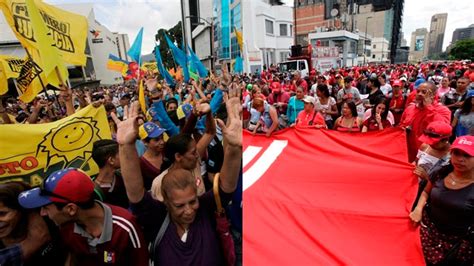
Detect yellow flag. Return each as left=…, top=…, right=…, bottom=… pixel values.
left=16, top=55, right=48, bottom=103
left=0, top=55, right=24, bottom=95
left=234, top=27, right=243, bottom=51
left=0, top=105, right=111, bottom=185
left=25, top=0, right=68, bottom=85
left=138, top=80, right=147, bottom=114
left=0, top=0, right=88, bottom=66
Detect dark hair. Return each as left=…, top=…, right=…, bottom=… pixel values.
left=166, top=98, right=178, bottom=109
left=317, top=84, right=330, bottom=98
left=368, top=77, right=381, bottom=88
left=0, top=182, right=31, bottom=238
left=343, top=101, right=358, bottom=117
left=161, top=169, right=196, bottom=201
left=459, top=95, right=473, bottom=115
left=92, top=139, right=118, bottom=168
left=371, top=98, right=390, bottom=120
left=164, top=133, right=195, bottom=164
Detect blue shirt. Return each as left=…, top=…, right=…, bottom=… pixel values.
left=286, top=96, right=304, bottom=124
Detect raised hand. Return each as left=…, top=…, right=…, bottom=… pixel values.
left=217, top=84, right=242, bottom=147
left=111, top=101, right=140, bottom=145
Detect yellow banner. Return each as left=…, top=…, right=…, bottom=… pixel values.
left=0, top=105, right=112, bottom=185
left=0, top=55, right=24, bottom=95
left=0, top=0, right=88, bottom=66
left=141, top=62, right=158, bottom=73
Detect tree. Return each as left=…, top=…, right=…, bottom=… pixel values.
left=449, top=39, right=474, bottom=61
left=154, top=21, right=183, bottom=70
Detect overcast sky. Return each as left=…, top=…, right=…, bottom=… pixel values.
left=44, top=0, right=473, bottom=54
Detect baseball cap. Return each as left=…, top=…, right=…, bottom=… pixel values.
left=451, top=136, right=474, bottom=156
left=302, top=95, right=316, bottom=105
left=246, top=84, right=253, bottom=91
left=392, top=80, right=402, bottom=87
left=18, top=168, right=95, bottom=209
left=139, top=122, right=166, bottom=140
left=399, top=77, right=407, bottom=82
left=418, top=121, right=452, bottom=145
left=414, top=78, right=426, bottom=89
left=271, top=82, right=281, bottom=92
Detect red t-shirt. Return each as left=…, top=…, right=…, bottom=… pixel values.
left=399, top=103, right=451, bottom=162
left=296, top=110, right=326, bottom=128
left=60, top=203, right=148, bottom=266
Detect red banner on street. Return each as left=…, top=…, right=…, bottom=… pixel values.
left=243, top=128, right=424, bottom=265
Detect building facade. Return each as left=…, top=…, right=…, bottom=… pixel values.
left=451, top=24, right=474, bottom=44
left=294, top=0, right=403, bottom=63
left=409, top=28, right=429, bottom=62
left=368, top=37, right=390, bottom=63
left=427, top=13, right=447, bottom=57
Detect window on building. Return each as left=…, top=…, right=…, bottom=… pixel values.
left=372, top=54, right=375, bottom=59
left=280, top=24, right=288, bottom=36
left=231, top=3, right=241, bottom=29
left=265, top=19, right=274, bottom=35
left=289, top=25, right=293, bottom=36
left=280, top=51, right=289, bottom=62
left=373, top=44, right=376, bottom=49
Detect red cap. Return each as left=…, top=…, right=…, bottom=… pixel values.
left=392, top=80, right=402, bottom=87
left=271, top=82, right=281, bottom=92
left=418, top=121, right=452, bottom=145
left=18, top=168, right=95, bottom=209
left=451, top=136, right=474, bottom=156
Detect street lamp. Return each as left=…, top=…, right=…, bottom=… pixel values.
left=363, top=16, right=372, bottom=65
left=185, top=15, right=215, bottom=71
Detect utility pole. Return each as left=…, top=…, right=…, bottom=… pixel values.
left=363, top=16, right=372, bottom=65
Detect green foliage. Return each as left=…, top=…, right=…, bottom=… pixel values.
left=154, top=21, right=184, bottom=70
left=449, top=39, right=474, bottom=61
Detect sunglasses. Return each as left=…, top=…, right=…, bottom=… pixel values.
left=423, top=130, right=449, bottom=140
left=39, top=180, right=74, bottom=203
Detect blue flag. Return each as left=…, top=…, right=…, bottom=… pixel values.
left=188, top=45, right=208, bottom=78
left=234, top=55, right=243, bottom=74
left=154, top=45, right=176, bottom=87
left=165, top=33, right=189, bottom=82
left=127, top=27, right=144, bottom=63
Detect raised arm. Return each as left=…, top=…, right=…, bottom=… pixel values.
left=216, top=85, right=242, bottom=193
left=111, top=102, right=145, bottom=203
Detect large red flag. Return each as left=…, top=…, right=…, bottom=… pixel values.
left=243, top=128, right=424, bottom=265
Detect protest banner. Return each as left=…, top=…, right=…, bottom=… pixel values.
left=0, top=0, right=88, bottom=66
left=0, top=105, right=111, bottom=185
left=243, top=128, right=424, bottom=265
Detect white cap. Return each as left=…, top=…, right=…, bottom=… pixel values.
left=302, top=95, right=316, bottom=105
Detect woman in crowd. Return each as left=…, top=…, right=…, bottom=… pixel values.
left=113, top=85, right=242, bottom=265
left=286, top=86, right=305, bottom=126
left=361, top=98, right=391, bottom=132
left=409, top=135, right=473, bottom=266
left=452, top=90, right=474, bottom=137
left=249, top=97, right=279, bottom=137
left=437, top=77, right=451, bottom=98
left=293, top=96, right=327, bottom=129
left=334, top=101, right=362, bottom=132
left=0, top=182, right=66, bottom=265
left=389, top=79, right=405, bottom=125
left=316, top=84, right=338, bottom=129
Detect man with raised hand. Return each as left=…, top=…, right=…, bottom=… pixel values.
left=112, top=83, right=242, bottom=265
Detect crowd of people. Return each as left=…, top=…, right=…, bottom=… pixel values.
left=0, top=60, right=473, bottom=265
left=0, top=66, right=243, bottom=265
left=243, top=61, right=473, bottom=265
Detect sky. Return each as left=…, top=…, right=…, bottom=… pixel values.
left=43, top=0, right=473, bottom=54
left=45, top=0, right=182, bottom=55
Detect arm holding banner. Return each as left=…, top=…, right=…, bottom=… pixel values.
left=409, top=182, right=432, bottom=223
left=266, top=106, right=279, bottom=137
